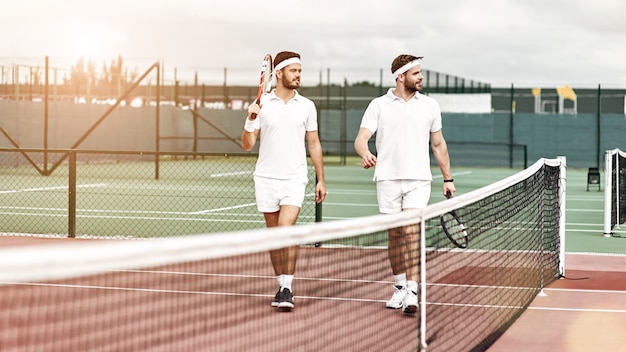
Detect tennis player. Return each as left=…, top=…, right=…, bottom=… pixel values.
left=354, top=54, right=455, bottom=315
left=241, top=51, right=327, bottom=311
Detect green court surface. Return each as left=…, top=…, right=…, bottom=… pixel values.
left=321, top=159, right=626, bottom=255
left=1, top=155, right=625, bottom=256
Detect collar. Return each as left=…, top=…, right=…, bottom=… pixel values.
left=269, top=89, right=301, bottom=102
left=386, top=88, right=422, bottom=101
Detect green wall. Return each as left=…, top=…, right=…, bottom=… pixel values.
left=1, top=101, right=624, bottom=169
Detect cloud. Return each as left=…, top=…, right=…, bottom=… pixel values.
left=2, top=0, right=625, bottom=88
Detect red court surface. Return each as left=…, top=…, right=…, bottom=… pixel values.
left=488, top=253, right=626, bottom=352
left=0, top=236, right=624, bottom=351
left=0, top=236, right=420, bottom=352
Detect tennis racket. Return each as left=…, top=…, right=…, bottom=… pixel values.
left=440, top=191, right=469, bottom=249
left=251, top=54, right=273, bottom=119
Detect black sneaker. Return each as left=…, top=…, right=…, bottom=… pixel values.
left=271, top=289, right=281, bottom=307
left=277, top=288, right=294, bottom=310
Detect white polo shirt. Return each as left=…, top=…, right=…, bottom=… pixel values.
left=249, top=90, right=318, bottom=181
left=360, top=88, right=442, bottom=181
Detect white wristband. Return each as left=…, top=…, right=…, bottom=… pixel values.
left=244, top=118, right=256, bottom=132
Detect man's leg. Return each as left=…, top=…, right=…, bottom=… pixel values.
left=265, top=205, right=300, bottom=275
left=265, top=205, right=301, bottom=309
left=386, top=227, right=408, bottom=309
left=404, top=222, right=420, bottom=286
left=402, top=222, right=420, bottom=314
left=400, top=180, right=429, bottom=314
left=388, top=227, right=407, bottom=276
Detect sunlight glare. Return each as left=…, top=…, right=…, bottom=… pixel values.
left=71, top=25, right=109, bottom=62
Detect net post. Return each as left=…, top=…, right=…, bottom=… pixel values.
left=604, top=150, right=613, bottom=237
left=617, top=151, right=624, bottom=232
left=418, top=212, right=427, bottom=351
left=558, top=156, right=566, bottom=278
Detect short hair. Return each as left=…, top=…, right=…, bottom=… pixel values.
left=391, top=54, right=424, bottom=74
left=274, top=51, right=301, bottom=69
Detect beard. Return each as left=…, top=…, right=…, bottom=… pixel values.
left=403, top=77, right=421, bottom=93
left=280, top=75, right=300, bottom=89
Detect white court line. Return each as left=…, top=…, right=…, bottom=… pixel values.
left=0, top=269, right=394, bottom=305
left=567, top=208, right=603, bottom=213
left=327, top=190, right=376, bottom=195
left=0, top=206, right=264, bottom=217
left=190, top=203, right=256, bottom=214
left=178, top=192, right=315, bottom=215
left=5, top=268, right=624, bottom=312
left=210, top=171, right=251, bottom=177
left=568, top=196, right=603, bottom=201
left=527, top=306, right=626, bottom=313
left=544, top=287, right=626, bottom=294
left=6, top=279, right=624, bottom=313
left=434, top=170, right=473, bottom=179
left=190, top=191, right=318, bottom=215
left=0, top=206, right=206, bottom=215
left=1, top=182, right=257, bottom=215
left=0, top=281, right=388, bottom=304
left=528, top=288, right=626, bottom=314
left=113, top=269, right=393, bottom=285
left=0, top=183, right=108, bottom=194
left=323, top=202, right=378, bottom=207
left=0, top=212, right=264, bottom=223
left=0, top=211, right=314, bottom=222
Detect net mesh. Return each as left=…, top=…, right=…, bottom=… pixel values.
left=0, top=158, right=564, bottom=352
left=605, top=148, right=626, bottom=234
left=419, top=159, right=563, bottom=350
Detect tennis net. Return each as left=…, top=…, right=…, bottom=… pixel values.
left=0, top=157, right=565, bottom=351
left=604, top=148, right=626, bottom=236
left=418, top=156, right=565, bottom=351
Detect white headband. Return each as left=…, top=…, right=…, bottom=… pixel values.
left=274, top=57, right=301, bottom=71
left=392, top=59, right=421, bottom=79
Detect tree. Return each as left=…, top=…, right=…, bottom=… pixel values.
left=67, top=55, right=137, bottom=97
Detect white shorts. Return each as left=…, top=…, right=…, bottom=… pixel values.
left=376, top=180, right=431, bottom=214
left=254, top=176, right=307, bottom=213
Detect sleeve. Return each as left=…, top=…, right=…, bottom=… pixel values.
left=360, top=99, right=380, bottom=134
left=430, top=99, right=443, bottom=133
left=305, top=100, right=318, bottom=132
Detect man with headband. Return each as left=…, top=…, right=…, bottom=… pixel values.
left=241, top=51, right=327, bottom=311
left=354, top=54, right=455, bottom=315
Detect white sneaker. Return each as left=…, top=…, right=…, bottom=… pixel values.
left=386, top=285, right=407, bottom=309
left=402, top=290, right=418, bottom=315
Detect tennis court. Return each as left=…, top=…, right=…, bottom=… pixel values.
left=0, top=158, right=625, bottom=351
left=325, top=161, right=626, bottom=351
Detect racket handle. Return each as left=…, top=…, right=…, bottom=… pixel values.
left=249, top=99, right=261, bottom=119
left=445, top=190, right=452, bottom=199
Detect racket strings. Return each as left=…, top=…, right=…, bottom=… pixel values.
left=441, top=212, right=468, bottom=248
left=253, top=55, right=273, bottom=109
left=261, top=56, right=273, bottom=94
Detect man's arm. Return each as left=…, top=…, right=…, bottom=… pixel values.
left=354, top=127, right=376, bottom=169
left=430, top=130, right=455, bottom=196
left=306, top=131, right=326, bottom=204
left=241, top=104, right=260, bottom=152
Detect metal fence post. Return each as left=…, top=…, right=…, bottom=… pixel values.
left=68, top=150, right=76, bottom=238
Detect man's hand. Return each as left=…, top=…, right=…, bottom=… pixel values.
left=315, top=182, right=327, bottom=204
left=248, top=103, right=260, bottom=120
left=360, top=151, right=377, bottom=169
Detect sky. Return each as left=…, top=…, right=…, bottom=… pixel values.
left=2, top=0, right=626, bottom=88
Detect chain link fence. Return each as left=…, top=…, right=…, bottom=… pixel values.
left=0, top=149, right=318, bottom=239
